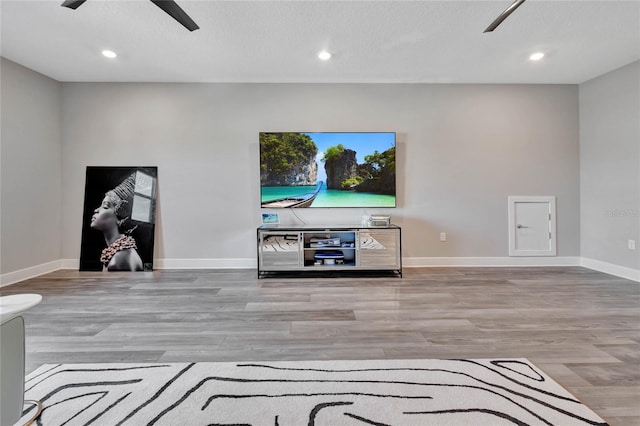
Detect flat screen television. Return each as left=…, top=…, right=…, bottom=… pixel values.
left=260, top=132, right=396, bottom=208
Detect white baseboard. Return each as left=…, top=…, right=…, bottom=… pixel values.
left=0, top=260, right=64, bottom=287
left=403, top=256, right=581, bottom=267
left=580, top=257, right=640, bottom=282
left=5, top=256, right=637, bottom=285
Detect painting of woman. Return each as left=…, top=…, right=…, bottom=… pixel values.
left=79, top=167, right=157, bottom=272
left=90, top=173, right=144, bottom=271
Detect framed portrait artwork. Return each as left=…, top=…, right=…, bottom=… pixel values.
left=79, top=167, right=158, bottom=271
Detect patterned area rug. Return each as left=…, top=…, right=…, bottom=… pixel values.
left=20, top=358, right=607, bottom=425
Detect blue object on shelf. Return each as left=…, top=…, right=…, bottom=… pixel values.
left=314, top=251, right=344, bottom=260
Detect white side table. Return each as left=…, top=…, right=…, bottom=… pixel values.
left=0, top=294, right=43, bottom=426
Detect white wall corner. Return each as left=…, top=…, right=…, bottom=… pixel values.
left=580, top=257, right=640, bottom=282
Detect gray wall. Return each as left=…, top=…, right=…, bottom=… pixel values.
left=579, top=60, right=640, bottom=269
left=60, top=83, right=580, bottom=263
left=1, top=58, right=62, bottom=274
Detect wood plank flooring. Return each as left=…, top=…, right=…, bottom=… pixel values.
left=1, top=267, right=638, bottom=425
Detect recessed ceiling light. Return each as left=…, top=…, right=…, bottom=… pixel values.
left=318, top=50, right=331, bottom=61
left=529, top=52, right=545, bottom=61
left=102, top=50, right=117, bottom=59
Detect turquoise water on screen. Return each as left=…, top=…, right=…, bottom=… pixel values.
left=261, top=186, right=395, bottom=208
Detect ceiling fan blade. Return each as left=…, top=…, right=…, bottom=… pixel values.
left=61, top=0, right=87, bottom=10
left=150, top=0, right=200, bottom=32
left=483, top=0, right=526, bottom=33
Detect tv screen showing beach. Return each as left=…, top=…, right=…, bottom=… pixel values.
left=260, top=132, right=396, bottom=208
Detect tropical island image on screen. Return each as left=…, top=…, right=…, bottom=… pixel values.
left=260, top=132, right=396, bottom=208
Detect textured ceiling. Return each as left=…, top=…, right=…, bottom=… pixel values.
left=1, top=0, right=639, bottom=83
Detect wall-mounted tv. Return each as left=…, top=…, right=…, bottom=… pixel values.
left=260, top=132, right=396, bottom=208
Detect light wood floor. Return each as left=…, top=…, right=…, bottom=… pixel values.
left=1, top=267, right=638, bottom=425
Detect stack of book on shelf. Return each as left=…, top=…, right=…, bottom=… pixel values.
left=309, top=237, right=341, bottom=248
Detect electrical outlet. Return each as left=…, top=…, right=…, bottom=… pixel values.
left=629, top=240, right=636, bottom=250
left=440, top=232, right=447, bottom=242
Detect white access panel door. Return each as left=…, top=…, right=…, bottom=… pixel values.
left=508, top=196, right=557, bottom=256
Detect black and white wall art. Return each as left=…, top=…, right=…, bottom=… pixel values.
left=79, top=167, right=158, bottom=271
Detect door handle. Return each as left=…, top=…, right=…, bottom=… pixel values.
left=517, top=224, right=529, bottom=229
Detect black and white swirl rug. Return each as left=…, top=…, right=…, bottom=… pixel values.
left=20, top=358, right=607, bottom=425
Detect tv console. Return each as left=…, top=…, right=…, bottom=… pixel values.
left=257, top=224, right=402, bottom=278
